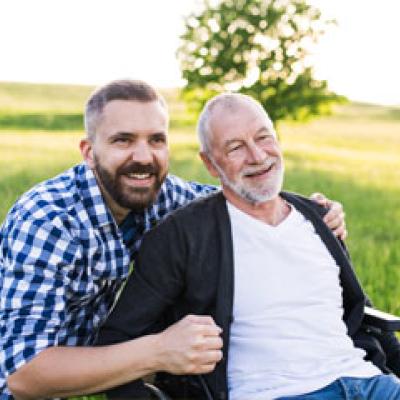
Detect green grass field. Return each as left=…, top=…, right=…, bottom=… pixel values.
left=0, top=81, right=399, bottom=399
left=0, top=81, right=399, bottom=315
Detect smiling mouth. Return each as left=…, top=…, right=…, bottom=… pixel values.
left=244, top=163, right=274, bottom=178
left=126, top=172, right=153, bottom=180
left=122, top=173, right=155, bottom=188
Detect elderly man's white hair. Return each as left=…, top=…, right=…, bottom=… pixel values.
left=197, top=92, right=274, bottom=154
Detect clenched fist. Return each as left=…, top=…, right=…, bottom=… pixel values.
left=155, top=314, right=223, bottom=375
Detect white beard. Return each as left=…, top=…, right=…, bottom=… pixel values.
left=211, top=157, right=284, bottom=205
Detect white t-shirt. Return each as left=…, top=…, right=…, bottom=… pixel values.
left=227, top=201, right=380, bottom=400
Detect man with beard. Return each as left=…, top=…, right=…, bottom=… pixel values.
left=97, top=93, right=400, bottom=399
left=0, top=81, right=346, bottom=399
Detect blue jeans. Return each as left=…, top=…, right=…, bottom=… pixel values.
left=277, top=375, right=400, bottom=399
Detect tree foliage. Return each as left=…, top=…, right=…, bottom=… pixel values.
left=178, top=0, right=345, bottom=123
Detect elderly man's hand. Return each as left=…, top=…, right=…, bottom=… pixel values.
left=310, top=193, right=347, bottom=241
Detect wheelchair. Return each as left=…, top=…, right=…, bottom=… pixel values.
left=105, top=306, right=400, bottom=400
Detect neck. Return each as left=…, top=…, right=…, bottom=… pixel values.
left=224, top=190, right=290, bottom=226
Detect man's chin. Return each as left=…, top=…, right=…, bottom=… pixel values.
left=233, top=182, right=282, bottom=204
left=117, top=189, right=159, bottom=212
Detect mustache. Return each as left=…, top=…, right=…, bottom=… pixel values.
left=117, top=162, right=159, bottom=175
left=241, top=158, right=278, bottom=176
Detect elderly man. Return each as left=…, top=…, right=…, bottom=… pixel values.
left=0, top=80, right=345, bottom=400
left=98, top=93, right=400, bottom=399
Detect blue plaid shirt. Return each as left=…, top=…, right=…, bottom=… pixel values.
left=0, top=162, right=216, bottom=399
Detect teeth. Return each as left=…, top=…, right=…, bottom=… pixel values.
left=245, top=165, right=273, bottom=177
left=127, top=173, right=151, bottom=179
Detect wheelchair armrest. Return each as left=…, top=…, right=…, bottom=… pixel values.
left=363, top=306, right=400, bottom=332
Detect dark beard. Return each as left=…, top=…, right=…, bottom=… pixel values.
left=94, top=157, right=166, bottom=212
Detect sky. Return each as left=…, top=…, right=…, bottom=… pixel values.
left=1, top=0, right=399, bottom=106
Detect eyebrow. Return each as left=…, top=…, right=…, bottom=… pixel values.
left=111, top=131, right=133, bottom=136
left=151, top=132, right=167, bottom=138
left=224, top=126, right=274, bottom=147
left=106, top=131, right=131, bottom=141
left=109, top=131, right=167, bottom=140
left=255, top=126, right=274, bottom=135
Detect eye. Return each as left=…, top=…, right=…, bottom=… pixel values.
left=228, top=143, right=243, bottom=153
left=150, top=134, right=167, bottom=145
left=111, top=136, right=131, bottom=145
left=257, top=134, right=272, bottom=142
left=114, top=137, right=129, bottom=143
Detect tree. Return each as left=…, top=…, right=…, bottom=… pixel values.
left=178, top=0, right=345, bottom=123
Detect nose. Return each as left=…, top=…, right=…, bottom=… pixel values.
left=246, top=141, right=265, bottom=164
left=131, top=140, right=153, bottom=164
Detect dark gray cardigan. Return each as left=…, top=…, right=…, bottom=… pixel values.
left=97, top=191, right=400, bottom=400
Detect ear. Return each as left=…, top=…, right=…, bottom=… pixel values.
left=199, top=152, right=219, bottom=178
left=80, top=138, right=95, bottom=169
